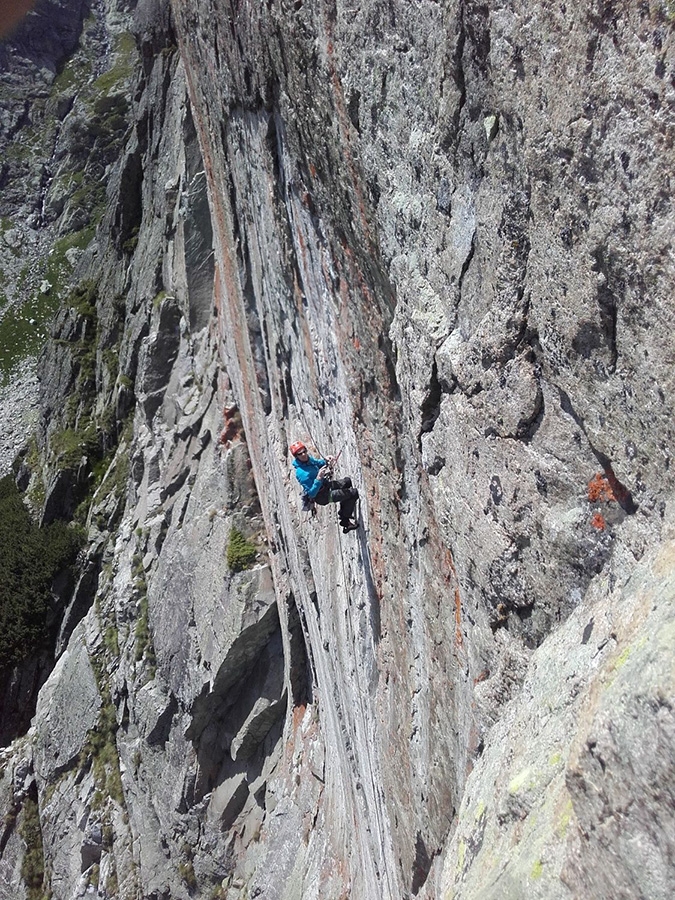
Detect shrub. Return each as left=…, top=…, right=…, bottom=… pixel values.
left=0, top=476, right=83, bottom=671
left=19, top=796, right=47, bottom=900
left=81, top=692, right=125, bottom=807
left=50, top=422, right=99, bottom=471
left=134, top=589, right=156, bottom=678
left=226, top=528, right=257, bottom=573
left=178, top=861, right=197, bottom=891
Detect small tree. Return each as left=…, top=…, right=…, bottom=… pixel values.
left=0, top=476, right=83, bottom=670
left=226, top=527, right=257, bottom=573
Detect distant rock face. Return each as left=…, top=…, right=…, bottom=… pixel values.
left=0, top=2, right=673, bottom=900
left=0, top=0, right=137, bottom=456
left=0, top=0, right=89, bottom=453
left=0, top=0, right=140, bottom=743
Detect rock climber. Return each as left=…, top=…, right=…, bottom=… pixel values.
left=290, top=441, right=359, bottom=533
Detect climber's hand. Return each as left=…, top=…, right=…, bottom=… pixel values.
left=318, top=466, right=330, bottom=480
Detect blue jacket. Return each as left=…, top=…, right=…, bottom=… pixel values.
left=293, top=455, right=327, bottom=498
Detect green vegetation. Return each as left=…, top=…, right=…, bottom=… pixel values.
left=53, top=53, right=89, bottom=93
left=122, top=226, right=139, bottom=255
left=104, top=624, right=119, bottom=657
left=93, top=32, right=137, bottom=95
left=19, top=796, right=48, bottom=900
left=46, top=229, right=97, bottom=298
left=102, top=346, right=120, bottom=382
left=87, top=863, right=100, bottom=889
left=106, top=871, right=119, bottom=896
left=179, top=861, right=197, bottom=891
left=86, top=700, right=125, bottom=806
left=46, top=280, right=132, bottom=526
left=93, top=95, right=128, bottom=138
left=69, top=278, right=97, bottom=320
left=226, top=528, right=258, bottom=573
left=86, top=94, right=130, bottom=172
left=0, top=17, right=136, bottom=381
left=0, top=18, right=139, bottom=385
left=530, top=859, right=544, bottom=880
left=131, top=547, right=156, bottom=676
left=0, top=232, right=98, bottom=386
left=179, top=843, right=198, bottom=892
left=50, top=421, right=99, bottom=471
left=0, top=475, right=83, bottom=671
left=134, top=591, right=150, bottom=662
left=57, top=281, right=98, bottom=411
left=134, top=589, right=156, bottom=677
left=0, top=290, right=56, bottom=385
left=77, top=652, right=125, bottom=811
left=557, top=798, right=574, bottom=838
left=4, top=122, right=45, bottom=164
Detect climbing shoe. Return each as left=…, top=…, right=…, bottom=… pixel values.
left=341, top=519, right=359, bottom=533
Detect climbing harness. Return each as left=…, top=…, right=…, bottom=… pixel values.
left=298, top=446, right=343, bottom=523
left=301, top=491, right=317, bottom=519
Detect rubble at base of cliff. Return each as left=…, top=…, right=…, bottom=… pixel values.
left=0, top=360, right=39, bottom=478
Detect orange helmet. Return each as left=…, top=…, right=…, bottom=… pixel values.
left=290, top=441, right=307, bottom=456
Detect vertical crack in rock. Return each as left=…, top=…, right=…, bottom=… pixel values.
left=186, top=601, right=287, bottom=811
left=589, top=246, right=619, bottom=373
left=112, top=143, right=144, bottom=255
left=183, top=107, right=214, bottom=331
left=239, top=232, right=272, bottom=416
left=464, top=1, right=492, bottom=78
left=419, top=360, right=443, bottom=448
left=457, top=229, right=476, bottom=299
left=411, top=830, right=436, bottom=896
left=286, top=591, right=313, bottom=708
left=442, top=9, right=466, bottom=155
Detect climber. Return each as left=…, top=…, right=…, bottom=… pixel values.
left=290, top=441, right=359, bottom=533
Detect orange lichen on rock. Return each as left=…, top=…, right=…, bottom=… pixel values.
left=588, top=472, right=616, bottom=503
left=444, top=550, right=464, bottom=649
left=591, top=511, right=606, bottom=530
left=588, top=466, right=633, bottom=508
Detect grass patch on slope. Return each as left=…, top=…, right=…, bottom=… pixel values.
left=0, top=228, right=96, bottom=386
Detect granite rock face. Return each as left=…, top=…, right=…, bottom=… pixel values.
left=437, top=538, right=675, bottom=900
left=0, top=1, right=673, bottom=899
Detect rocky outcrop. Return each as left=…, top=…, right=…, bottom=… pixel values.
left=438, top=537, right=675, bottom=900
left=0, top=1, right=673, bottom=899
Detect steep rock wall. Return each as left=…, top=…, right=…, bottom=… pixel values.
left=169, top=0, right=675, bottom=896
left=0, top=2, right=673, bottom=900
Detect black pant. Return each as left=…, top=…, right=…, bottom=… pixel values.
left=314, top=477, right=359, bottom=525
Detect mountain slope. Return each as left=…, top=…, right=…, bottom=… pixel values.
left=0, top=1, right=673, bottom=899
